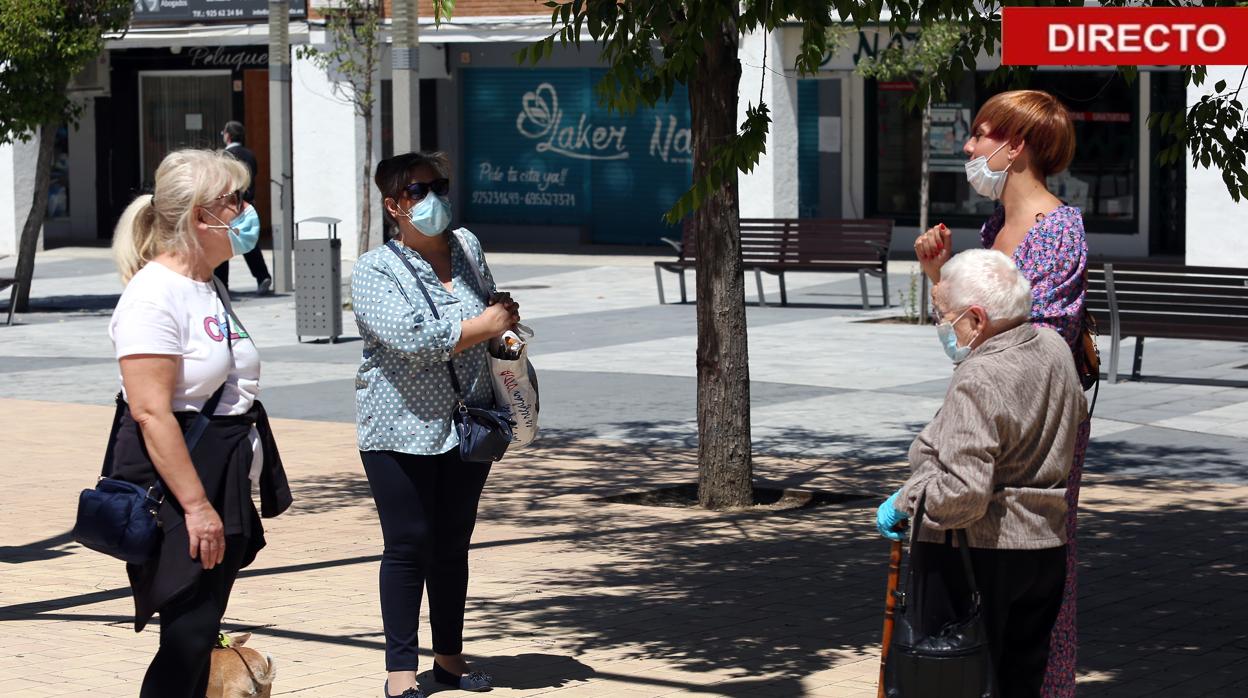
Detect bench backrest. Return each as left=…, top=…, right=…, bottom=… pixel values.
left=676, top=218, right=893, bottom=269
left=1087, top=262, right=1248, bottom=342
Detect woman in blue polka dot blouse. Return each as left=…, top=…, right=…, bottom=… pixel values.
left=352, top=152, right=520, bottom=698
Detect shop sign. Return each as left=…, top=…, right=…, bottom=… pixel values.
left=186, top=46, right=269, bottom=69
left=785, top=25, right=1009, bottom=73
left=131, top=0, right=307, bottom=24
left=1003, top=7, right=1248, bottom=65
left=809, top=29, right=920, bottom=71
left=463, top=69, right=693, bottom=245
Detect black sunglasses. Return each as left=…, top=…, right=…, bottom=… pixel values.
left=404, top=178, right=450, bottom=200
left=210, top=190, right=244, bottom=210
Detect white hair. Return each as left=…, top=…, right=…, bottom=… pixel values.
left=940, top=249, right=1032, bottom=323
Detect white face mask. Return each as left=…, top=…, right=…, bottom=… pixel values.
left=964, top=142, right=1010, bottom=200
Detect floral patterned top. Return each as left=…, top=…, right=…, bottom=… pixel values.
left=980, top=204, right=1087, bottom=349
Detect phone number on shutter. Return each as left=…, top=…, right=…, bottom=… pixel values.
left=471, top=191, right=577, bottom=207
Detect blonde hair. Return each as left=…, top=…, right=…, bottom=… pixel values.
left=112, top=149, right=249, bottom=283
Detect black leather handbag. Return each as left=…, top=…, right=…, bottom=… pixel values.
left=72, top=383, right=225, bottom=564
left=883, top=499, right=997, bottom=698
left=387, top=241, right=514, bottom=464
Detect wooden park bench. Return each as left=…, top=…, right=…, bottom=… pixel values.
left=1086, top=262, right=1248, bottom=382
left=654, top=218, right=894, bottom=308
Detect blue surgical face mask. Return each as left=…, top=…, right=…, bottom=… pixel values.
left=407, top=193, right=451, bottom=237
left=205, top=204, right=260, bottom=255
left=936, top=308, right=978, bottom=363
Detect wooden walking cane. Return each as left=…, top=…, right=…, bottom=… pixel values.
left=877, top=535, right=905, bottom=698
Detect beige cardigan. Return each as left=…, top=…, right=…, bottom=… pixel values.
left=899, top=323, right=1087, bottom=549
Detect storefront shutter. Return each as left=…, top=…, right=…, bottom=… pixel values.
left=461, top=68, right=691, bottom=245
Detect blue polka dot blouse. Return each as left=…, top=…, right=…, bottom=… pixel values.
left=352, top=228, right=497, bottom=455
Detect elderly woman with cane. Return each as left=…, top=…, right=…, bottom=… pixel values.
left=876, top=249, right=1087, bottom=697
left=913, top=89, right=1090, bottom=696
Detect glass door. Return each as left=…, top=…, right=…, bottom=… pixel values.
left=138, top=71, right=232, bottom=188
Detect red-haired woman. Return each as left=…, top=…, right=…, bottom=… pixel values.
left=914, top=89, right=1088, bottom=698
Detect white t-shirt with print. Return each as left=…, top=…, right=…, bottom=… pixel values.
left=109, top=261, right=260, bottom=416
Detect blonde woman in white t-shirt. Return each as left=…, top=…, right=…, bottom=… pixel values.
left=108, top=149, right=292, bottom=698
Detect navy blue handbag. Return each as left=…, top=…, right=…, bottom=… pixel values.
left=387, top=240, right=514, bottom=463
left=72, top=383, right=226, bottom=564
left=74, top=276, right=238, bottom=565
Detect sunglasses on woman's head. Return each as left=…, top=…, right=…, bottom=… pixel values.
left=404, top=178, right=450, bottom=200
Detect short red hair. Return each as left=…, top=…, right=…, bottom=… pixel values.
left=973, top=90, right=1076, bottom=177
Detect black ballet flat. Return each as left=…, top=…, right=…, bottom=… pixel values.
left=432, top=662, right=493, bottom=692
left=383, top=679, right=425, bottom=698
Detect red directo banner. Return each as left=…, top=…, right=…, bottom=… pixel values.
left=1002, top=7, right=1248, bottom=65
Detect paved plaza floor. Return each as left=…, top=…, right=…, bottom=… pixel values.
left=2, top=248, right=1247, bottom=696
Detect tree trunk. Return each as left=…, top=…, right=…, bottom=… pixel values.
left=918, top=98, right=932, bottom=324
left=12, top=121, right=57, bottom=313
left=691, top=19, right=752, bottom=510
left=359, top=108, right=374, bottom=258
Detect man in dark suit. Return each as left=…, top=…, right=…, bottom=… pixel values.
left=214, top=121, right=273, bottom=294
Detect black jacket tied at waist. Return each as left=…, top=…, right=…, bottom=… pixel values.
left=109, top=400, right=292, bottom=632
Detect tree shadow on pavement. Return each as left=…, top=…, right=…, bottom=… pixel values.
left=8, top=429, right=1245, bottom=695
left=1074, top=486, right=1248, bottom=696
left=1088, top=435, right=1248, bottom=482
left=0, top=531, right=77, bottom=564
left=3, top=293, right=121, bottom=314
left=456, top=433, right=1248, bottom=696
left=420, top=653, right=596, bottom=694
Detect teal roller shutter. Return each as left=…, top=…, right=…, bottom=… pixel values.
left=798, top=80, right=820, bottom=219
left=461, top=68, right=691, bottom=245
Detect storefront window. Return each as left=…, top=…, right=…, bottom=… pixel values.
left=138, top=72, right=232, bottom=187
left=868, top=71, right=1139, bottom=233
left=47, top=124, right=70, bottom=219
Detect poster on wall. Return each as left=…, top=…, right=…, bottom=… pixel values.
left=130, top=0, right=306, bottom=24
left=929, top=103, right=972, bottom=173
left=462, top=68, right=692, bottom=245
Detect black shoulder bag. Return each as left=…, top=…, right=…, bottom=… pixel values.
left=72, top=278, right=236, bottom=564
left=883, top=498, right=997, bottom=698
left=386, top=240, right=514, bottom=463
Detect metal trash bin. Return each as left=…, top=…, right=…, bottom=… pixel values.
left=294, top=216, right=343, bottom=343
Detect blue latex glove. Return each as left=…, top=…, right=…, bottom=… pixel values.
left=876, top=490, right=910, bottom=541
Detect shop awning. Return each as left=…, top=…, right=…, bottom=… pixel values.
left=105, top=16, right=552, bottom=49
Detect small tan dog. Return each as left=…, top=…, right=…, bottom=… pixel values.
left=207, top=633, right=275, bottom=698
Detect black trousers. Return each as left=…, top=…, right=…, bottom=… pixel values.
left=140, top=534, right=248, bottom=698
left=213, top=247, right=271, bottom=289
left=911, top=542, right=1067, bottom=698
left=361, top=448, right=491, bottom=671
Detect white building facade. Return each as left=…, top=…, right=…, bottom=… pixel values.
left=2, top=12, right=1245, bottom=269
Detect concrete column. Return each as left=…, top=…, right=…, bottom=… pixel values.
left=391, top=0, right=420, bottom=153
left=269, top=1, right=295, bottom=291
left=738, top=27, right=798, bottom=218
left=293, top=42, right=366, bottom=259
